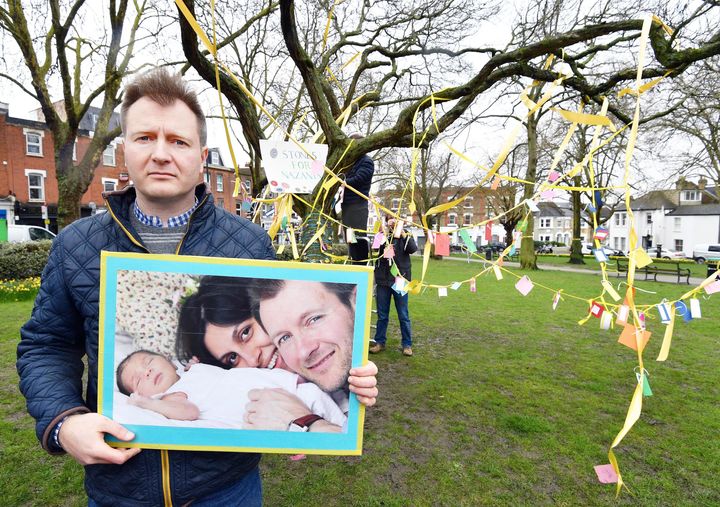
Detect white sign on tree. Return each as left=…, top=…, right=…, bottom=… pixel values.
left=259, top=140, right=328, bottom=194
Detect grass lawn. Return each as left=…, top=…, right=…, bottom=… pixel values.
left=2, top=260, right=719, bottom=505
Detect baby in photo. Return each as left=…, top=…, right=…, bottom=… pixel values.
left=116, top=350, right=346, bottom=431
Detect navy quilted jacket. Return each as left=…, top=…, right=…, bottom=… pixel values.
left=17, top=184, right=275, bottom=506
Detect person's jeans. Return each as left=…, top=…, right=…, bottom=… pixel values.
left=88, top=465, right=262, bottom=507
left=374, top=284, right=412, bottom=348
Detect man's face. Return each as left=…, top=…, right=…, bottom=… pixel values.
left=120, top=352, right=179, bottom=397
left=123, top=97, right=207, bottom=208
left=259, top=281, right=355, bottom=392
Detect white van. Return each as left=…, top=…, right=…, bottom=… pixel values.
left=7, top=224, right=56, bottom=243
left=692, top=244, right=720, bottom=263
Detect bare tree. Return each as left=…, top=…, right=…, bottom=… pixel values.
left=0, top=0, right=156, bottom=226
left=655, top=61, right=720, bottom=196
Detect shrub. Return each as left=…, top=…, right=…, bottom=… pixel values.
left=0, top=241, right=52, bottom=280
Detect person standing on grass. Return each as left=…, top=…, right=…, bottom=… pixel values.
left=369, top=217, right=417, bottom=356
left=341, top=133, right=374, bottom=264
left=16, top=67, right=378, bottom=507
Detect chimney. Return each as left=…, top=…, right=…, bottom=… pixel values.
left=675, top=176, right=686, bottom=190
left=698, top=177, right=707, bottom=190
left=0, top=102, right=8, bottom=116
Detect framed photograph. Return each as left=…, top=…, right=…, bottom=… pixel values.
left=98, top=251, right=373, bottom=455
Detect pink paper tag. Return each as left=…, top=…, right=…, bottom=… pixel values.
left=383, top=244, right=395, bottom=259
left=372, top=232, right=385, bottom=249
left=290, top=454, right=307, bottom=461
left=515, top=275, right=534, bottom=296
left=704, top=280, right=720, bottom=294
left=540, top=190, right=556, bottom=201
left=548, top=170, right=560, bottom=182
left=594, top=464, right=618, bottom=484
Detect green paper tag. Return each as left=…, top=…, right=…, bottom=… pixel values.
left=642, top=372, right=653, bottom=397
left=458, top=229, right=477, bottom=253
left=390, top=263, right=400, bottom=277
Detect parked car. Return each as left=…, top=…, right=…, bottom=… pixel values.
left=655, top=248, right=685, bottom=260
left=7, top=224, right=56, bottom=243
left=486, top=241, right=506, bottom=253
left=607, top=248, right=627, bottom=257
left=692, top=243, right=720, bottom=263
left=536, top=243, right=553, bottom=254
left=580, top=242, right=593, bottom=255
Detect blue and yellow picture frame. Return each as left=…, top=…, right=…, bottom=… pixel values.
left=98, top=251, right=373, bottom=455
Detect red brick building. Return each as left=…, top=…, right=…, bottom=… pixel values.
left=0, top=103, right=252, bottom=231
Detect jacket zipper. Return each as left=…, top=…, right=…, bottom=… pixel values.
left=161, top=449, right=172, bottom=507
left=104, top=199, right=149, bottom=252
left=174, top=194, right=209, bottom=254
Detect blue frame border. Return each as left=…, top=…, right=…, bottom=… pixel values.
left=98, top=251, right=373, bottom=455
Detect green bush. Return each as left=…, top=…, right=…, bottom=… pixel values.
left=0, top=241, right=52, bottom=280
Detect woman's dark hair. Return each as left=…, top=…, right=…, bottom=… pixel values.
left=175, top=276, right=259, bottom=368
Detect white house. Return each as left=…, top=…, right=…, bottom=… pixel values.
left=608, top=178, right=719, bottom=256
left=532, top=201, right=592, bottom=245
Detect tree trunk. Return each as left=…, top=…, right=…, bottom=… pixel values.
left=569, top=174, right=585, bottom=264
left=520, top=112, right=538, bottom=270
left=56, top=174, right=85, bottom=227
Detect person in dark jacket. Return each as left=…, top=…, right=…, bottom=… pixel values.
left=369, top=218, right=418, bottom=356
left=16, top=68, right=378, bottom=507
left=341, top=133, right=374, bottom=263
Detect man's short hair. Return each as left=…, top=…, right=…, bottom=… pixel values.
left=121, top=67, right=207, bottom=146
left=250, top=280, right=356, bottom=333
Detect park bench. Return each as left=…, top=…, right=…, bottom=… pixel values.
left=615, top=257, right=691, bottom=284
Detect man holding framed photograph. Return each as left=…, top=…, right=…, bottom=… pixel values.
left=17, top=68, right=378, bottom=506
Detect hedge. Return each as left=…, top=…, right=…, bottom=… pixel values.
left=0, top=240, right=52, bottom=280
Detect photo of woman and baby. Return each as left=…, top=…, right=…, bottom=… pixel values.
left=111, top=273, right=361, bottom=436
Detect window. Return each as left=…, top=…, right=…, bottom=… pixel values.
left=540, top=235, right=551, bottom=242
left=673, top=217, right=681, bottom=231
left=674, top=239, right=684, bottom=252
left=614, top=212, right=627, bottom=226
left=216, top=174, right=224, bottom=192
left=614, top=238, right=620, bottom=249
left=102, top=178, right=118, bottom=192
left=464, top=197, right=473, bottom=208
left=244, top=179, right=251, bottom=192
left=29, top=227, right=55, bottom=241
left=620, top=237, right=626, bottom=251
left=26, top=169, right=46, bottom=201
left=391, top=198, right=400, bottom=210
left=646, top=213, right=653, bottom=224
left=539, top=218, right=552, bottom=228
left=25, top=129, right=43, bottom=156
left=103, top=144, right=116, bottom=166
left=210, top=151, right=220, bottom=165
left=463, top=213, right=472, bottom=226
left=682, top=190, right=700, bottom=202
left=448, top=213, right=457, bottom=226
left=236, top=201, right=243, bottom=216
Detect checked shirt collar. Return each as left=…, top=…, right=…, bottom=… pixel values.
left=133, top=197, right=199, bottom=228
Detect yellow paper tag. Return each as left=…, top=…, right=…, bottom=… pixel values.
left=633, top=248, right=653, bottom=268
left=601, top=280, right=622, bottom=302
left=493, top=265, right=503, bottom=280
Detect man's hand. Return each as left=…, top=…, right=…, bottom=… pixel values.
left=59, top=413, right=141, bottom=466
left=348, top=361, right=378, bottom=407
left=244, top=388, right=317, bottom=431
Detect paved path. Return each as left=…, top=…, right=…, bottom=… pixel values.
left=442, top=255, right=708, bottom=286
